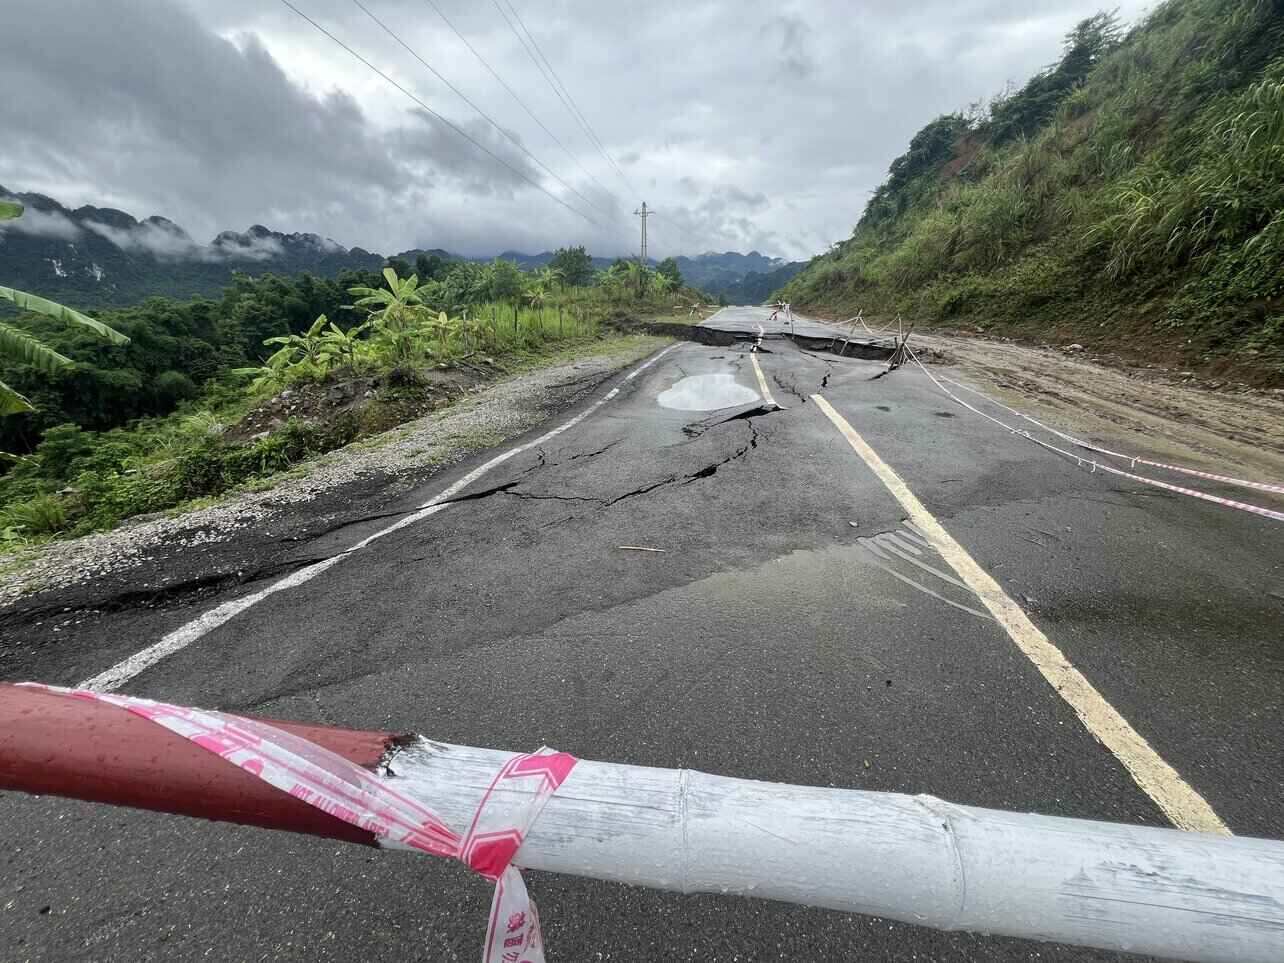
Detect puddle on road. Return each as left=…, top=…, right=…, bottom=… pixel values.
left=657, top=373, right=759, bottom=411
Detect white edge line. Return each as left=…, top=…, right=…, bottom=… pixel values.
left=750, top=351, right=779, bottom=409
left=80, top=345, right=681, bottom=693
left=810, top=392, right=1230, bottom=836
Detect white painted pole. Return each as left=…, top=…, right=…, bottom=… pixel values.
left=391, top=739, right=1284, bottom=963
left=5, top=685, right=1281, bottom=963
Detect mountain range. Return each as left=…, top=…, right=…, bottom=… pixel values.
left=0, top=186, right=805, bottom=306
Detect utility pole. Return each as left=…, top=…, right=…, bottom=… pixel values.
left=634, top=201, right=651, bottom=295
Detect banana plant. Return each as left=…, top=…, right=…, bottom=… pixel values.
left=262, top=313, right=330, bottom=369
left=0, top=201, right=129, bottom=415
left=525, top=280, right=549, bottom=309
left=230, top=349, right=293, bottom=394
left=318, top=318, right=370, bottom=370
left=349, top=269, right=434, bottom=364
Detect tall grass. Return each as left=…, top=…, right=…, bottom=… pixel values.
left=467, top=298, right=600, bottom=353
left=779, top=0, right=1284, bottom=378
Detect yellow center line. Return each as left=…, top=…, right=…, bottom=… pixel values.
left=811, top=393, right=1229, bottom=835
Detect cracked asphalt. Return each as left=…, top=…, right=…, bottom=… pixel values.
left=3, top=306, right=1282, bottom=961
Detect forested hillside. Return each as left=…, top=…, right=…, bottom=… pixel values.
left=0, top=188, right=386, bottom=307
left=780, top=0, right=1284, bottom=383
left=0, top=187, right=792, bottom=307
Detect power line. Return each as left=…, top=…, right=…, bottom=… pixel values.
left=500, top=0, right=637, bottom=196
left=491, top=0, right=635, bottom=198
left=419, top=0, right=623, bottom=211
left=349, top=0, right=605, bottom=222
left=277, top=0, right=599, bottom=228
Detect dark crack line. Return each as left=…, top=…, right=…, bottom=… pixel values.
left=569, top=439, right=623, bottom=460
left=277, top=480, right=522, bottom=543
left=622, top=419, right=761, bottom=500
left=6, top=418, right=768, bottom=625
left=504, top=490, right=602, bottom=504
left=771, top=373, right=809, bottom=405
left=515, top=449, right=547, bottom=477
left=6, top=478, right=535, bottom=622
left=683, top=403, right=780, bottom=437
left=0, top=554, right=338, bottom=626
left=602, top=474, right=683, bottom=506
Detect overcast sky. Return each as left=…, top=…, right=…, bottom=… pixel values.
left=0, top=0, right=1153, bottom=261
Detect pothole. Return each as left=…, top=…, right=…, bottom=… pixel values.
left=657, top=373, right=760, bottom=411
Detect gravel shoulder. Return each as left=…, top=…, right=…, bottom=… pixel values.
left=0, top=336, right=669, bottom=610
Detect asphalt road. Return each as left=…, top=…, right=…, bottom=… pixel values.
left=3, top=306, right=1282, bottom=961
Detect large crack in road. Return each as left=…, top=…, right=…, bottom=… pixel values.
left=0, top=411, right=774, bottom=631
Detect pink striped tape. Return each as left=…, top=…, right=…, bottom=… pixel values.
left=22, top=684, right=576, bottom=963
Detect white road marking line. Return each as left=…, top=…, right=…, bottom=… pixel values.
left=812, top=393, right=1230, bottom=835
left=750, top=350, right=779, bottom=409
left=80, top=345, right=680, bottom=693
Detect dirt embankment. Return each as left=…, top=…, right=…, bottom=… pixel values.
left=885, top=326, right=1284, bottom=485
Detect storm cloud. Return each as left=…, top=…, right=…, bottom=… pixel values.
left=0, top=0, right=1151, bottom=260
left=0, top=204, right=82, bottom=241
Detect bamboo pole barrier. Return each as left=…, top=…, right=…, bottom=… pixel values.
left=1, top=683, right=1281, bottom=963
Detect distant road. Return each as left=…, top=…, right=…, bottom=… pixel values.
left=3, top=306, right=1281, bottom=960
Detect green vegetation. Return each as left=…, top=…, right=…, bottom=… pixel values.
left=781, top=0, right=1284, bottom=382
left=0, top=247, right=701, bottom=549
left=0, top=201, right=130, bottom=415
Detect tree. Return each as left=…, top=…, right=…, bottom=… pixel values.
left=414, top=252, right=449, bottom=282
left=0, top=202, right=129, bottom=415
left=624, top=260, right=649, bottom=296
left=486, top=258, right=525, bottom=303
left=434, top=261, right=487, bottom=310
left=656, top=257, right=683, bottom=287
left=861, top=114, right=971, bottom=229
left=535, top=266, right=565, bottom=291
left=988, top=12, right=1122, bottom=144
left=384, top=256, right=412, bottom=280
left=549, top=245, right=595, bottom=286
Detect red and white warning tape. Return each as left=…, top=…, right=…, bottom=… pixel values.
left=5, top=683, right=1284, bottom=962
left=19, top=684, right=575, bottom=963
left=937, top=372, right=1284, bottom=496
left=906, top=348, right=1284, bottom=523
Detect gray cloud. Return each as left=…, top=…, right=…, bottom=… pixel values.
left=81, top=217, right=288, bottom=262
left=763, top=14, right=816, bottom=78
left=0, top=204, right=82, bottom=240
left=0, top=0, right=1153, bottom=261
left=82, top=219, right=197, bottom=259
left=211, top=232, right=287, bottom=262
left=390, top=108, right=541, bottom=195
